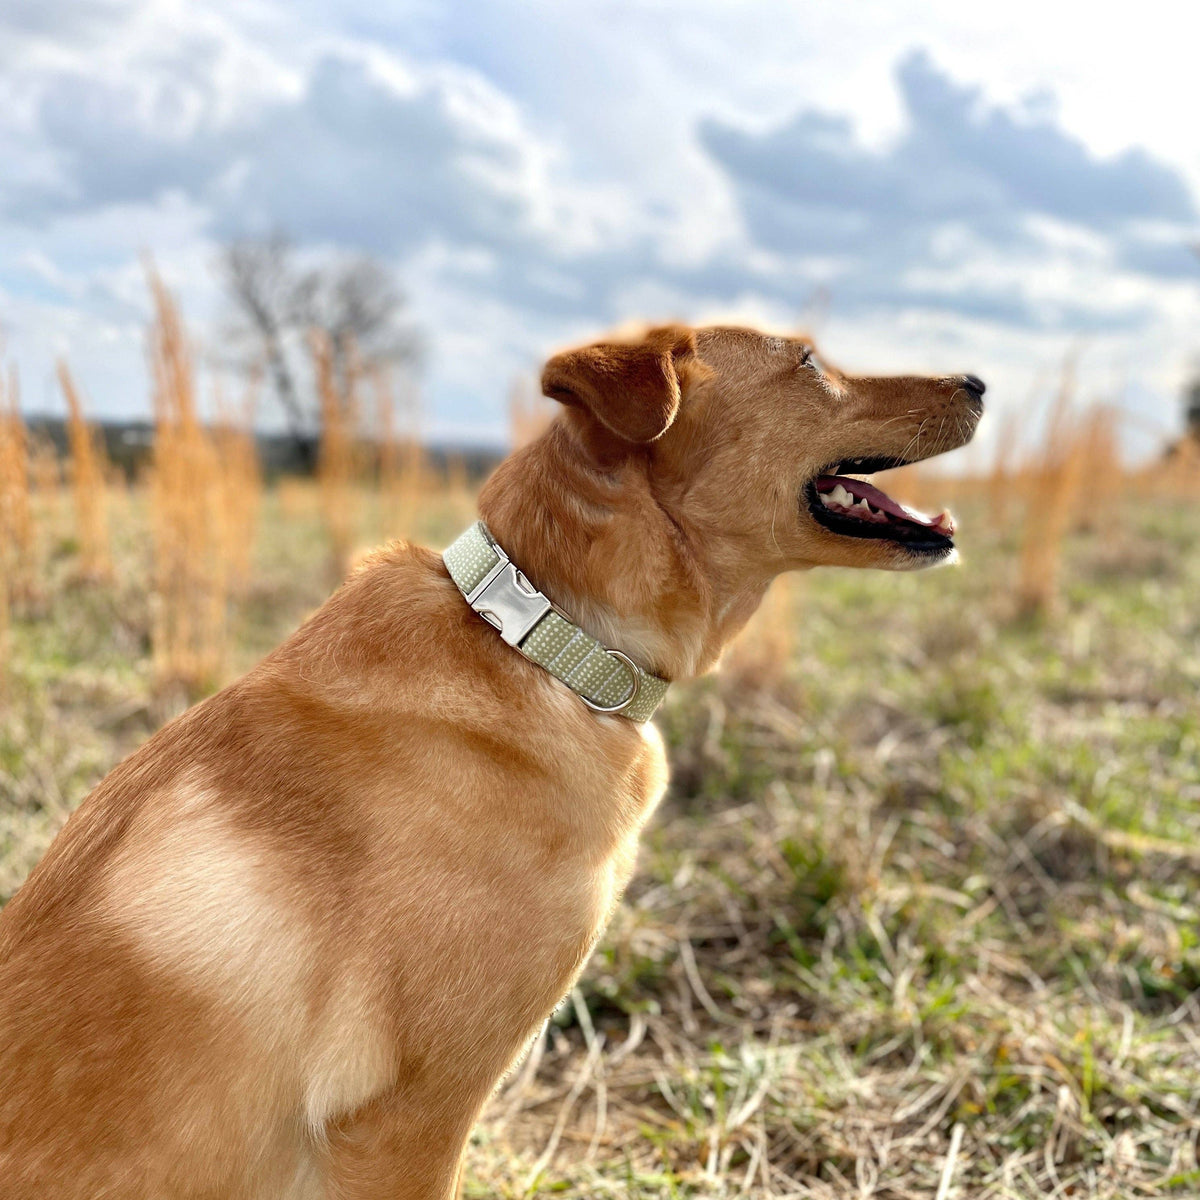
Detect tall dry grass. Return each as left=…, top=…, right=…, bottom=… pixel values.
left=0, top=547, right=7, bottom=693
left=146, top=268, right=229, bottom=688
left=27, top=433, right=63, bottom=588
left=27, top=434, right=62, bottom=496
left=213, top=378, right=262, bottom=592
left=985, top=408, right=1021, bottom=531
left=1070, top=404, right=1123, bottom=533
left=0, top=365, right=31, bottom=683
left=312, top=330, right=357, bottom=577
left=1015, top=362, right=1087, bottom=616
left=0, top=367, right=33, bottom=580
left=375, top=366, right=426, bottom=537
left=57, top=360, right=111, bottom=581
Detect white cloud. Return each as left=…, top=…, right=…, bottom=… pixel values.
left=0, top=0, right=1197, bottom=451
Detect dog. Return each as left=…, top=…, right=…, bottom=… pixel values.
left=0, top=324, right=983, bottom=1198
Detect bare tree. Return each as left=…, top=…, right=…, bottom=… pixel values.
left=221, top=235, right=307, bottom=444
left=218, top=235, right=421, bottom=465
left=293, top=256, right=421, bottom=395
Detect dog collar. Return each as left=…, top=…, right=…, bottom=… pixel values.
left=443, top=521, right=669, bottom=722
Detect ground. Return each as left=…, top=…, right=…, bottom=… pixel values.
left=2, top=482, right=1199, bottom=1198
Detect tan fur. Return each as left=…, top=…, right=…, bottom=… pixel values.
left=0, top=325, right=981, bottom=1198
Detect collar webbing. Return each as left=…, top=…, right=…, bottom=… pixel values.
left=443, top=521, right=669, bottom=722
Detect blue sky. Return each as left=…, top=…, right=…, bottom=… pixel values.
left=1, top=0, right=1198, bottom=454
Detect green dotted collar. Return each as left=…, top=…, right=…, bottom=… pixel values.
left=443, top=521, right=669, bottom=722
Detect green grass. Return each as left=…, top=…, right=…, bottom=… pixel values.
left=3, top=484, right=1199, bottom=1197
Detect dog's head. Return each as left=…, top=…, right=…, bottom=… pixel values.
left=539, top=323, right=983, bottom=574
left=481, top=322, right=983, bottom=677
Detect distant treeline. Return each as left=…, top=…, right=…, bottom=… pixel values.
left=20, top=415, right=504, bottom=482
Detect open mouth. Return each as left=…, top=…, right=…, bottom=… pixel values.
left=803, top=456, right=956, bottom=554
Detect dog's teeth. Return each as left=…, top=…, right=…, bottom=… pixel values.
left=829, top=484, right=852, bottom=508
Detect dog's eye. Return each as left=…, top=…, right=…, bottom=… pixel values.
left=800, top=347, right=823, bottom=374
left=798, top=346, right=813, bottom=367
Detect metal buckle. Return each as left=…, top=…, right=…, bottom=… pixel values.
left=466, top=552, right=553, bottom=647
left=581, top=649, right=641, bottom=714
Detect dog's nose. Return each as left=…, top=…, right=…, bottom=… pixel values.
left=960, top=374, right=986, bottom=400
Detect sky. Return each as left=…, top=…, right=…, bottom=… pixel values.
left=1, top=0, right=1198, bottom=456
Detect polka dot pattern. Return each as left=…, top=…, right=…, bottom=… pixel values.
left=443, top=528, right=501, bottom=593
left=443, top=522, right=669, bottom=721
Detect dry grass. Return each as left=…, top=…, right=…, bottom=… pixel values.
left=1070, top=407, right=1123, bottom=535
left=0, top=367, right=33, bottom=594
left=313, top=330, right=358, bottom=578
left=27, top=433, right=63, bottom=496
left=986, top=409, right=1021, bottom=532
left=375, top=366, right=427, bottom=538
left=0, top=365, right=29, bottom=684
left=58, top=359, right=111, bottom=583
left=213, top=379, right=263, bottom=593
left=1015, top=363, right=1087, bottom=616
left=146, top=268, right=229, bottom=689
left=467, top=485, right=1200, bottom=1196
left=3, top=475, right=1198, bottom=1197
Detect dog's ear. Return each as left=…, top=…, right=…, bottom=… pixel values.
left=540, top=325, right=706, bottom=444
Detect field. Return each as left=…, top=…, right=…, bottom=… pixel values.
left=3, top=407, right=1200, bottom=1196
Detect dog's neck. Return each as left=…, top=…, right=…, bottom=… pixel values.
left=477, top=421, right=775, bottom=681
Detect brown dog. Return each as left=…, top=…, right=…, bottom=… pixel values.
left=0, top=325, right=983, bottom=1198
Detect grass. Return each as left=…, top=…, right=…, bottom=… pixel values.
left=58, top=359, right=112, bottom=584
left=147, top=268, right=234, bottom=688
left=1, top=474, right=1199, bottom=1197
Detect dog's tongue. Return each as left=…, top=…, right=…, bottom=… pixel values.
left=816, top=475, right=954, bottom=534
